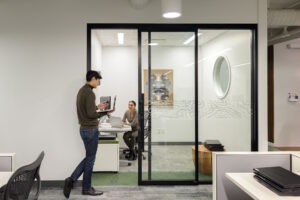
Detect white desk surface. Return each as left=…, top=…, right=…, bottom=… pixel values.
left=226, top=173, right=300, bottom=200
left=99, top=123, right=132, bottom=133
left=0, top=172, right=13, bottom=187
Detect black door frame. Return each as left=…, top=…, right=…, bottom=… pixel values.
left=87, top=23, right=258, bottom=185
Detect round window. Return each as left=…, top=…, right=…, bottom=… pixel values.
left=213, top=56, right=231, bottom=99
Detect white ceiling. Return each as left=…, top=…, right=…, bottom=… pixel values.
left=94, top=1, right=300, bottom=46
left=93, top=29, right=226, bottom=47
left=268, top=0, right=300, bottom=45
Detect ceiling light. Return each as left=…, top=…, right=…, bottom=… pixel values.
left=117, top=33, right=124, bottom=45
left=162, top=0, right=182, bottom=19
left=183, top=33, right=202, bottom=45
left=149, top=42, right=159, bottom=46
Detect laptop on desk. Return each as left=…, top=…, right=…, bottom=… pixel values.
left=253, top=166, right=300, bottom=196
left=108, top=116, right=123, bottom=128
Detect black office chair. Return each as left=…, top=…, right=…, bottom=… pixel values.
left=0, top=151, right=45, bottom=200
left=131, top=110, right=150, bottom=160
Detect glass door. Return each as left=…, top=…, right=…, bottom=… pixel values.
left=138, top=30, right=198, bottom=184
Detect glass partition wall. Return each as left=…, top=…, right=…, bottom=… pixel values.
left=197, top=29, right=252, bottom=151
left=88, top=24, right=257, bottom=185
left=140, top=31, right=197, bottom=183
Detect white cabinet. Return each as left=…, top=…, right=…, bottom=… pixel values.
left=93, top=139, right=119, bottom=172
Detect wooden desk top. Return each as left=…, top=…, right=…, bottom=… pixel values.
left=99, top=123, right=132, bottom=133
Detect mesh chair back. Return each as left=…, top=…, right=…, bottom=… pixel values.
left=3, top=151, right=44, bottom=200
left=144, top=110, right=150, bottom=139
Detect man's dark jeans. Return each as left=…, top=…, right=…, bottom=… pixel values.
left=71, top=128, right=99, bottom=191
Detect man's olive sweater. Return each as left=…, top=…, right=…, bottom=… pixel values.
left=76, top=84, right=106, bottom=128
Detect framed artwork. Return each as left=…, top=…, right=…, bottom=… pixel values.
left=144, top=69, right=173, bottom=106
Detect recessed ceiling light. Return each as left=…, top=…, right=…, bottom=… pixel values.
left=162, top=0, right=182, bottom=19
left=149, top=43, right=159, bottom=46
left=183, top=33, right=202, bottom=45
left=163, top=12, right=181, bottom=19
left=117, top=33, right=124, bottom=45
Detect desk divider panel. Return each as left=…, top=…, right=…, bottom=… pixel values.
left=213, top=153, right=291, bottom=200
left=0, top=156, right=14, bottom=172
left=292, top=154, right=300, bottom=174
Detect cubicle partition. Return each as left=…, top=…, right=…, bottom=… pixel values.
left=213, top=152, right=293, bottom=200
left=0, top=153, right=15, bottom=188
left=0, top=153, right=15, bottom=172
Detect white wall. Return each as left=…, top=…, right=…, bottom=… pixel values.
left=258, top=0, right=268, bottom=151
left=274, top=38, right=300, bottom=147
left=91, top=31, right=102, bottom=71
left=198, top=30, right=252, bottom=151
left=0, top=0, right=267, bottom=180
left=100, top=46, right=138, bottom=118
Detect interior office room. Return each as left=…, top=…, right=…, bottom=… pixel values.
left=268, top=27, right=300, bottom=151
left=2, top=0, right=300, bottom=199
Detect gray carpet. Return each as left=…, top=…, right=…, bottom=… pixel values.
left=38, top=185, right=212, bottom=200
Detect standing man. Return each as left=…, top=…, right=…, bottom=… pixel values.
left=63, top=70, right=113, bottom=198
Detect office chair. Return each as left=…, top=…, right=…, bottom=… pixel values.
left=143, top=110, right=150, bottom=142
left=0, top=151, right=45, bottom=200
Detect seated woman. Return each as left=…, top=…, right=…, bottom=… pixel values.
left=122, top=100, right=138, bottom=160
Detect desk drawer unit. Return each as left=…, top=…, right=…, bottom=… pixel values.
left=93, top=139, right=119, bottom=172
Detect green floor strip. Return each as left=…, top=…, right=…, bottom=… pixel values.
left=92, top=172, right=212, bottom=185
left=92, top=172, right=138, bottom=186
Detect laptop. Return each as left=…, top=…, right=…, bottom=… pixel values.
left=254, top=167, right=300, bottom=189
left=254, top=174, right=300, bottom=196
left=253, top=166, right=300, bottom=195
left=99, top=95, right=116, bottom=112
left=108, top=116, right=123, bottom=128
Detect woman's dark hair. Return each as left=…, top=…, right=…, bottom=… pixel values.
left=129, top=100, right=136, bottom=107
left=86, top=70, right=102, bottom=81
